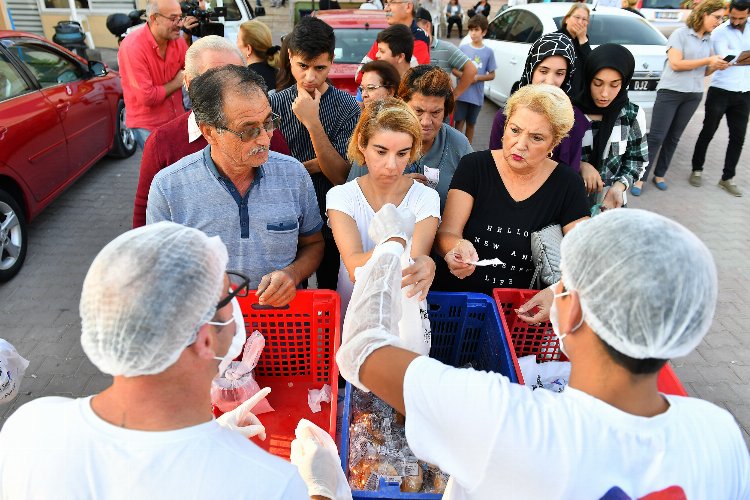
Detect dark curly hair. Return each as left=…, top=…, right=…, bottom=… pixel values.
left=397, top=64, right=455, bottom=116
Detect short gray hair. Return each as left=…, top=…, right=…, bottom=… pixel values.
left=185, top=35, right=245, bottom=80
left=189, top=65, right=268, bottom=129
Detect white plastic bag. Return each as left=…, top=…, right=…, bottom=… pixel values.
left=0, top=339, right=29, bottom=404
left=397, top=249, right=431, bottom=356
left=518, top=355, right=570, bottom=393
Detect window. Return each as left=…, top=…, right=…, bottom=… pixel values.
left=553, top=14, right=666, bottom=45
left=507, top=11, right=543, bottom=43
left=486, top=10, right=518, bottom=41
left=333, top=29, right=379, bottom=64
left=10, top=43, right=84, bottom=88
left=0, top=53, right=32, bottom=102
left=44, top=0, right=89, bottom=8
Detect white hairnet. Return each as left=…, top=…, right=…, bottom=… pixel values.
left=560, top=209, right=717, bottom=360
left=80, top=222, right=228, bottom=377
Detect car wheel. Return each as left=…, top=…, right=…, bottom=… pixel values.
left=0, top=189, right=27, bottom=282
left=108, top=98, right=137, bottom=158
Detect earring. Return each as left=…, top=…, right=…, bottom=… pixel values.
left=548, top=151, right=553, bottom=158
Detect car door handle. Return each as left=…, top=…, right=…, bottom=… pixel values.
left=0, top=126, right=6, bottom=141
left=56, top=102, right=70, bottom=113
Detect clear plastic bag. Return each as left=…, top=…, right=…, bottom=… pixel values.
left=347, top=388, right=447, bottom=494
left=211, top=330, right=274, bottom=414
left=0, top=339, right=29, bottom=405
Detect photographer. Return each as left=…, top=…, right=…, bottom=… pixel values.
left=117, top=0, right=192, bottom=149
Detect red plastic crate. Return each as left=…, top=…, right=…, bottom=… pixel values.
left=492, top=288, right=687, bottom=396
left=213, top=290, right=341, bottom=460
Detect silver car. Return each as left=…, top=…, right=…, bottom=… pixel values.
left=464, top=3, right=668, bottom=130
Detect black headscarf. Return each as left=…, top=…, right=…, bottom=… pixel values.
left=511, top=33, right=577, bottom=95
left=574, top=43, right=635, bottom=172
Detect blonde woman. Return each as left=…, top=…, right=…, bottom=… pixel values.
left=434, top=84, right=589, bottom=295
left=634, top=0, right=729, bottom=194
left=327, top=98, right=440, bottom=314
left=236, top=20, right=280, bottom=91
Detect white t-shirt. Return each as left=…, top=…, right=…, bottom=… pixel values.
left=403, top=356, right=750, bottom=500
left=0, top=396, right=309, bottom=500
left=326, top=178, right=440, bottom=311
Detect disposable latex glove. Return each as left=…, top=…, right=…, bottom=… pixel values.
left=290, top=419, right=352, bottom=500
left=368, top=203, right=416, bottom=246
left=337, top=241, right=406, bottom=391
left=215, top=387, right=271, bottom=439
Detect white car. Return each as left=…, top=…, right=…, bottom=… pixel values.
left=464, top=3, right=668, bottom=129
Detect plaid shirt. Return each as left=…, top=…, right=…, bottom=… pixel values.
left=581, top=101, right=648, bottom=189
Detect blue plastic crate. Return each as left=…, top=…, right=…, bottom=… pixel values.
left=339, top=292, right=518, bottom=499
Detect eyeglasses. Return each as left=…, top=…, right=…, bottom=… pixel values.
left=216, top=271, right=250, bottom=310
left=708, top=13, right=725, bottom=21
left=155, top=13, right=187, bottom=24
left=217, top=113, right=281, bottom=142
left=358, top=84, right=388, bottom=94
left=570, top=15, right=589, bottom=23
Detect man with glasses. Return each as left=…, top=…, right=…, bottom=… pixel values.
left=118, top=0, right=192, bottom=149
left=132, top=35, right=290, bottom=228
left=147, top=65, right=324, bottom=307
left=0, top=222, right=343, bottom=498
left=691, top=0, right=750, bottom=197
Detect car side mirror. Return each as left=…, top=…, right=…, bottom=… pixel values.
left=88, top=60, right=108, bottom=77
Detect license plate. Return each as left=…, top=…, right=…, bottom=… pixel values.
left=629, top=79, right=658, bottom=91
left=655, top=11, right=679, bottom=19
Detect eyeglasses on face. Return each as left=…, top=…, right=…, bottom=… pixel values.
left=571, top=14, right=589, bottom=23
left=216, top=271, right=250, bottom=310
left=155, top=13, right=187, bottom=24
left=217, top=113, right=281, bottom=142
left=358, top=84, right=388, bottom=94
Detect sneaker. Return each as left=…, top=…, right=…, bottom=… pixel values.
left=718, top=179, right=743, bottom=197
left=689, top=171, right=702, bottom=187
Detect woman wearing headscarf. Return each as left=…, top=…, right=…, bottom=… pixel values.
left=489, top=33, right=589, bottom=176
left=574, top=44, right=648, bottom=210
left=557, top=3, right=591, bottom=94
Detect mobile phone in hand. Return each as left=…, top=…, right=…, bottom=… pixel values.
left=724, top=54, right=736, bottom=62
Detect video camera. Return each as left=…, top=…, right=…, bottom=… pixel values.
left=180, top=0, right=227, bottom=37
left=105, top=9, right=146, bottom=43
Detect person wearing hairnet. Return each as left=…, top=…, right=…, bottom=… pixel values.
left=0, top=222, right=345, bottom=500
left=337, top=205, right=750, bottom=499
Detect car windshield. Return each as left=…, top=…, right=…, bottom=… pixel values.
left=640, top=0, right=685, bottom=8
left=554, top=14, right=666, bottom=45
left=333, top=28, right=380, bottom=64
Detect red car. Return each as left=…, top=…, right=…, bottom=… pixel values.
left=0, top=30, right=135, bottom=281
left=312, top=9, right=388, bottom=95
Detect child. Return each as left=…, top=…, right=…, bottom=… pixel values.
left=454, top=15, right=496, bottom=143
left=375, top=24, right=414, bottom=78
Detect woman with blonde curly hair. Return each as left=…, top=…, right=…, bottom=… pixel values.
left=236, top=19, right=281, bottom=91
left=327, top=97, right=440, bottom=313
left=633, top=0, right=729, bottom=194
left=434, top=84, right=589, bottom=295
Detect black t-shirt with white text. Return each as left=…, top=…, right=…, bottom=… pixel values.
left=433, top=150, right=589, bottom=295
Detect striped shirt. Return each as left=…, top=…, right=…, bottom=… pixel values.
left=581, top=101, right=648, bottom=190
left=269, top=85, right=360, bottom=219
left=430, top=38, right=471, bottom=72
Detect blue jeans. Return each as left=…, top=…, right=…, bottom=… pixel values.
left=131, top=128, right=152, bottom=151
